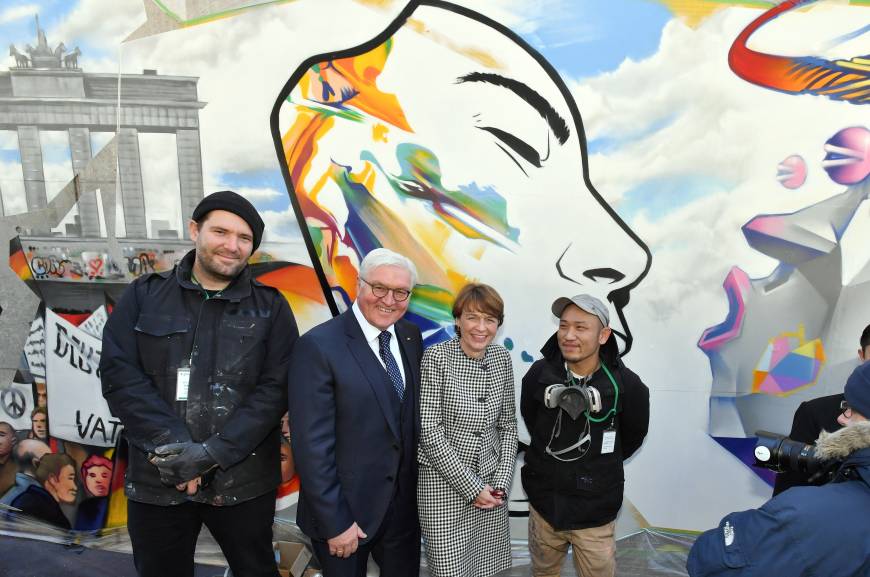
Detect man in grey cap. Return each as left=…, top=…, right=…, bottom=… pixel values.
left=101, top=190, right=298, bottom=577
left=520, top=294, right=649, bottom=577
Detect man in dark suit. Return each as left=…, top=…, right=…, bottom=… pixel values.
left=289, top=248, right=422, bottom=577
left=773, top=322, right=870, bottom=495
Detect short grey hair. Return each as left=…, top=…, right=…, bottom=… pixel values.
left=358, top=248, right=418, bottom=287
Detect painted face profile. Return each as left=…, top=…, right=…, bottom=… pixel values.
left=274, top=1, right=649, bottom=360
left=52, top=464, right=78, bottom=504
left=37, top=453, right=78, bottom=504
left=0, top=423, right=15, bottom=460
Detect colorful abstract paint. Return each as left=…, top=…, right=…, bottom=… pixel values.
left=751, top=324, right=825, bottom=396
left=729, top=0, right=870, bottom=104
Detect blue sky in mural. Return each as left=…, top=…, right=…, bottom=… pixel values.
left=217, top=170, right=291, bottom=213
left=522, top=0, right=670, bottom=79
left=1, top=2, right=70, bottom=49
left=618, top=175, right=735, bottom=223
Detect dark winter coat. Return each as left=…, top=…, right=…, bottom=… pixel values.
left=520, top=334, right=649, bottom=530
left=100, top=250, right=298, bottom=506
left=688, top=421, right=870, bottom=577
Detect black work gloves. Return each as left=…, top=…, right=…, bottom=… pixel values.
left=150, top=442, right=218, bottom=485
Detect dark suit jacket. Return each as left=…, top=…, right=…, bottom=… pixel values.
left=288, top=310, right=422, bottom=541
left=773, top=393, right=844, bottom=495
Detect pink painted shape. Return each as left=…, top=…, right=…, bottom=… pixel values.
left=777, top=155, right=807, bottom=189
left=824, top=126, right=870, bottom=185
left=744, top=214, right=785, bottom=236
left=758, top=374, right=781, bottom=394
left=768, top=337, right=791, bottom=368
left=698, top=267, right=751, bottom=351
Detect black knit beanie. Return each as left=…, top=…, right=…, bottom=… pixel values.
left=191, top=190, right=265, bottom=251
left=845, top=361, right=870, bottom=418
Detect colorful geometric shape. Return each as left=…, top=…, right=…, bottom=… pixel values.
left=752, top=324, right=825, bottom=396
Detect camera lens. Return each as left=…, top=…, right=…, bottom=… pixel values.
left=754, top=431, right=822, bottom=475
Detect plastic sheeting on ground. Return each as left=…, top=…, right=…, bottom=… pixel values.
left=1, top=505, right=697, bottom=577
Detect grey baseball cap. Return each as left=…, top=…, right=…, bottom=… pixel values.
left=551, top=294, right=610, bottom=327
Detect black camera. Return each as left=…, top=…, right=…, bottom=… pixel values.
left=753, top=430, right=831, bottom=478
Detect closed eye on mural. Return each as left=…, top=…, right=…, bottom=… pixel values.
left=458, top=72, right=569, bottom=176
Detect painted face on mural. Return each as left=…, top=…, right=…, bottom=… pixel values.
left=357, top=265, right=413, bottom=331
left=85, top=465, right=111, bottom=497
left=277, top=3, right=649, bottom=360
left=35, top=382, right=47, bottom=408
left=0, top=423, right=16, bottom=461
left=280, top=440, right=295, bottom=483
left=30, top=411, right=47, bottom=440
left=50, top=464, right=78, bottom=504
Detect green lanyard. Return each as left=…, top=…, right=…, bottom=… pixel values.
left=567, top=362, right=619, bottom=423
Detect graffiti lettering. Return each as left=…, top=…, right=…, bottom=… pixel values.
left=75, top=410, right=123, bottom=445
left=29, top=255, right=84, bottom=279
left=53, top=323, right=101, bottom=377
left=127, top=252, right=158, bottom=277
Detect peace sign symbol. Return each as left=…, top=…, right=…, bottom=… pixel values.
left=1, top=388, right=27, bottom=419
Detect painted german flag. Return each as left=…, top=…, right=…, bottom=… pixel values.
left=9, top=236, right=33, bottom=281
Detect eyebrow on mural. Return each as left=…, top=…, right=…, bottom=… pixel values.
left=457, top=72, right=571, bottom=145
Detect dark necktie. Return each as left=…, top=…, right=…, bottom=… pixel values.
left=378, top=330, right=405, bottom=401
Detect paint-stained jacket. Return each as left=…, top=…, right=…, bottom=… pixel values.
left=100, top=250, right=298, bottom=506
left=520, top=334, right=649, bottom=531
left=687, top=421, right=870, bottom=577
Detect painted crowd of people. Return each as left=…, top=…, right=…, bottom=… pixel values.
left=1, top=383, right=115, bottom=531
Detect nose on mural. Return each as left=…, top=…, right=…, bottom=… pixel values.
left=554, top=211, right=650, bottom=301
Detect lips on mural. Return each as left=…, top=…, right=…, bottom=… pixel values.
left=823, top=126, right=870, bottom=185
left=776, top=155, right=806, bottom=189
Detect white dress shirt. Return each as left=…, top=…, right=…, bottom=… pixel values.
left=351, top=301, right=407, bottom=384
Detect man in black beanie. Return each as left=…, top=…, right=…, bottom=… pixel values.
left=101, top=191, right=298, bottom=577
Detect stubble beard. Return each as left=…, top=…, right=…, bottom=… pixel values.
left=197, top=249, right=245, bottom=283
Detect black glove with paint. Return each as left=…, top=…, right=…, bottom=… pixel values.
left=150, top=441, right=218, bottom=485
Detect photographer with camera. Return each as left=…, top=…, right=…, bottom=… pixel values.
left=520, top=294, right=649, bottom=577
left=687, top=361, right=870, bottom=577
left=773, top=322, right=870, bottom=495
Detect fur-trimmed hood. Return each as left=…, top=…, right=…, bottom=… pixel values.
left=816, top=421, right=870, bottom=461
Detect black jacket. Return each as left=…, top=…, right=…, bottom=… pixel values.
left=100, top=250, right=298, bottom=506
left=773, top=393, right=844, bottom=495
left=520, top=334, right=649, bottom=530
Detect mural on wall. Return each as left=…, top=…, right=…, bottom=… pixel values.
left=273, top=1, right=652, bottom=363
left=0, top=0, right=869, bottom=538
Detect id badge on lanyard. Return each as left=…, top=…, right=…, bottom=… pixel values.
left=176, top=365, right=191, bottom=401
left=601, top=421, right=617, bottom=455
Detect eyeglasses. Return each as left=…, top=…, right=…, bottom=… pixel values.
left=840, top=400, right=852, bottom=417
left=360, top=278, right=412, bottom=302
